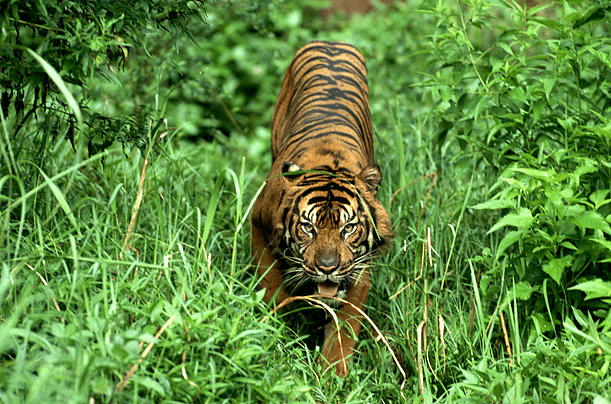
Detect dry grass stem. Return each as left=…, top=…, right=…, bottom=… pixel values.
left=115, top=314, right=177, bottom=392
left=389, top=227, right=431, bottom=301
left=262, top=295, right=346, bottom=373
left=120, top=119, right=165, bottom=261
left=427, top=226, right=433, bottom=267
left=500, top=309, right=513, bottom=364
left=417, top=320, right=425, bottom=395
left=261, top=294, right=407, bottom=387
left=391, top=226, right=447, bottom=391
left=390, top=172, right=437, bottom=206
left=27, top=265, right=64, bottom=323
left=120, top=152, right=147, bottom=261
left=181, top=321, right=200, bottom=391
left=439, top=314, right=446, bottom=376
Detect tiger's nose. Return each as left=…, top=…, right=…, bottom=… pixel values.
left=316, top=250, right=339, bottom=273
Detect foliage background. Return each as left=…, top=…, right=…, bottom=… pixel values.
left=1, top=0, right=611, bottom=402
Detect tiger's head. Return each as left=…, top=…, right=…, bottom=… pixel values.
left=273, top=162, right=392, bottom=304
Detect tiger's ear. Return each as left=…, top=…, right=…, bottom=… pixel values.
left=358, top=165, right=382, bottom=194
left=282, top=161, right=302, bottom=181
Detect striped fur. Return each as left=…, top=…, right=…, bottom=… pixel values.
left=251, top=41, right=392, bottom=376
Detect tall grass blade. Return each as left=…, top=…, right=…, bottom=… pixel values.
left=26, top=48, right=82, bottom=124
left=37, top=167, right=81, bottom=236
left=201, top=173, right=224, bottom=247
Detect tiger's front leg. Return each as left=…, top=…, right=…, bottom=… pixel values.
left=250, top=218, right=290, bottom=306
left=320, top=268, right=370, bottom=377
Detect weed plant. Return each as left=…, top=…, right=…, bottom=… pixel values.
left=1, top=0, right=611, bottom=402
left=424, top=0, right=611, bottom=401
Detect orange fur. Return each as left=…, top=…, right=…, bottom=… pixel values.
left=251, top=41, right=392, bottom=376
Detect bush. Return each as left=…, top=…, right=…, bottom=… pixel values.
left=0, top=0, right=205, bottom=162
left=427, top=0, right=611, bottom=315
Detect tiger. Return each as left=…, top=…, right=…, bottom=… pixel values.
left=250, top=40, right=392, bottom=377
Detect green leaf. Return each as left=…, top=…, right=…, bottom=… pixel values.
left=496, top=230, right=523, bottom=259
left=573, top=4, right=609, bottom=28
left=541, top=77, right=556, bottom=101
left=497, top=42, right=514, bottom=56
left=560, top=241, right=578, bottom=250
left=510, top=167, right=553, bottom=181
left=570, top=210, right=611, bottom=235
left=573, top=158, right=599, bottom=177
left=474, top=94, right=492, bottom=121
left=507, top=281, right=535, bottom=302
left=531, top=312, right=554, bottom=333
left=542, top=256, right=573, bottom=285
left=590, top=189, right=611, bottom=210
left=532, top=17, right=565, bottom=31
left=569, top=279, right=611, bottom=301
left=488, top=208, right=534, bottom=234
left=590, top=238, right=611, bottom=252
left=470, top=199, right=516, bottom=210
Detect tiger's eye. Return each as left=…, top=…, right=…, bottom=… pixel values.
left=301, top=223, right=315, bottom=235
left=342, top=223, right=356, bottom=237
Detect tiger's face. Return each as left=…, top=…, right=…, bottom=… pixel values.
left=275, top=164, right=390, bottom=303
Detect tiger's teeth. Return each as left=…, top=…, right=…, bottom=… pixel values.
left=317, top=282, right=339, bottom=297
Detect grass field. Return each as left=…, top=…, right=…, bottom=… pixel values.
left=2, top=0, right=611, bottom=402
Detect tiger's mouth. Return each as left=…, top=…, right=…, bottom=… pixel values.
left=317, top=281, right=339, bottom=298
left=282, top=258, right=353, bottom=301
left=314, top=279, right=349, bottom=302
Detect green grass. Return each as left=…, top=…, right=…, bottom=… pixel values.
left=2, top=0, right=611, bottom=402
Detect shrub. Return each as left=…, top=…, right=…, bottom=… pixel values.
left=0, top=0, right=206, bottom=162
left=427, top=0, right=611, bottom=317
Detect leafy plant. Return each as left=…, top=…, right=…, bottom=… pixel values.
left=428, top=0, right=611, bottom=315
left=0, top=0, right=205, bottom=164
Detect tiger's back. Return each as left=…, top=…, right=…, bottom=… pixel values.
left=251, top=41, right=392, bottom=377
left=271, top=41, right=375, bottom=174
